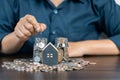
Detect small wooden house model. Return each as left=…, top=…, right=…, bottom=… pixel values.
left=41, top=42, right=58, bottom=66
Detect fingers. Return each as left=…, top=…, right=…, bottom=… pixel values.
left=25, top=14, right=46, bottom=32
left=25, top=15, right=40, bottom=32
left=14, top=14, right=46, bottom=41
left=23, top=22, right=35, bottom=35
left=14, top=27, right=28, bottom=41
left=39, top=23, right=46, bottom=32
left=14, top=22, right=32, bottom=41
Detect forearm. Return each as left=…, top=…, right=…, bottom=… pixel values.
left=1, top=32, right=25, bottom=54
left=0, top=15, right=46, bottom=54
left=69, top=39, right=120, bottom=57
left=83, top=39, right=120, bottom=55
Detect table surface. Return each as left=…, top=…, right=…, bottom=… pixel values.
left=0, top=55, right=120, bottom=80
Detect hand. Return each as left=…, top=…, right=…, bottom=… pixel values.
left=68, top=42, right=85, bottom=57
left=14, top=14, right=46, bottom=41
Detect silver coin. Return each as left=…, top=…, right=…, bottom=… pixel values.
left=33, top=56, right=40, bottom=62
left=38, top=42, right=45, bottom=48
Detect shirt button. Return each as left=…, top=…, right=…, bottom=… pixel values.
left=53, top=9, right=58, bottom=14
left=52, top=31, right=56, bottom=35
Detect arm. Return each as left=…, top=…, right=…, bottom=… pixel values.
left=68, top=39, right=120, bottom=57
left=1, top=32, right=25, bottom=54
left=68, top=0, right=120, bottom=57
left=1, top=15, right=46, bottom=54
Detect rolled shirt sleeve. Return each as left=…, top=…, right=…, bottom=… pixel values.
left=0, top=0, right=17, bottom=42
left=103, top=0, right=120, bottom=49
left=109, top=2, right=120, bottom=49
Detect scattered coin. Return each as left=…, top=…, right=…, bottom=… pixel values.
left=1, top=58, right=96, bottom=72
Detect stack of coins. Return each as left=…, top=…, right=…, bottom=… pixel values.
left=33, top=37, right=47, bottom=63
left=55, top=37, right=69, bottom=62
left=57, top=48, right=63, bottom=63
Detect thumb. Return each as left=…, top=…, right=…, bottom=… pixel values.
left=37, top=23, right=47, bottom=32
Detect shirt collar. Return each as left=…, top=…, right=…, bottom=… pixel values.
left=68, top=0, right=84, bottom=3
left=45, top=0, right=84, bottom=4
left=46, top=0, right=83, bottom=3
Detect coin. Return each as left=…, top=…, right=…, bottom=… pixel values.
left=1, top=58, right=96, bottom=72
left=38, top=42, right=45, bottom=48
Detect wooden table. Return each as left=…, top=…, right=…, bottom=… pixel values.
left=0, top=55, right=120, bottom=80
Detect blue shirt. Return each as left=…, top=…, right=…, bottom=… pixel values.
left=0, top=0, right=120, bottom=55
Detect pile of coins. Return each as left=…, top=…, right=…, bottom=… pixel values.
left=1, top=58, right=96, bottom=72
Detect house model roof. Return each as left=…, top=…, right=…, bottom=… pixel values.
left=43, top=42, right=58, bottom=52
